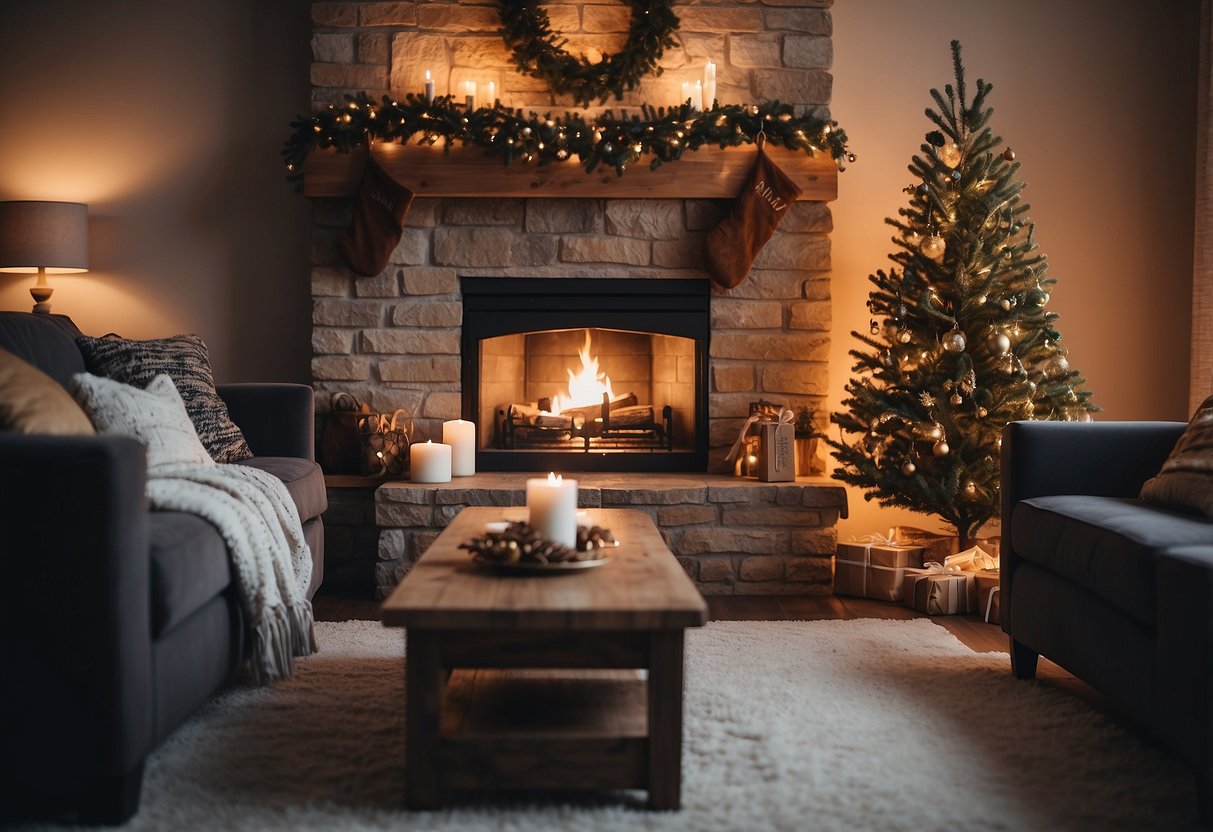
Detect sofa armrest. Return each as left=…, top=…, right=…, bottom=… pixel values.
left=1154, top=545, right=1213, bottom=774
left=0, top=435, right=154, bottom=788
left=218, top=383, right=315, bottom=461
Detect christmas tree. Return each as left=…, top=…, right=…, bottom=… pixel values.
left=829, top=41, right=1097, bottom=542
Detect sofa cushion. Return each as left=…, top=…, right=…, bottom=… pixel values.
left=149, top=511, right=231, bottom=638
left=234, top=456, right=327, bottom=522
left=0, top=311, right=84, bottom=389
left=1141, top=393, right=1213, bottom=518
left=1012, top=495, right=1213, bottom=625
left=76, top=332, right=254, bottom=464
left=0, top=348, right=95, bottom=435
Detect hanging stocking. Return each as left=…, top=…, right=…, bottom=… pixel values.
left=704, top=134, right=803, bottom=289
left=337, top=157, right=415, bottom=277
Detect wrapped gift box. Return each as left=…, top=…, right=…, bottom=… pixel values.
left=834, top=540, right=925, bottom=602
left=902, top=569, right=975, bottom=615
left=758, top=420, right=795, bottom=482
left=974, top=568, right=1001, bottom=624
left=893, top=526, right=959, bottom=565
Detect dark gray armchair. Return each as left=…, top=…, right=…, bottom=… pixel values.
left=0, top=312, right=325, bottom=824
left=1001, top=419, right=1213, bottom=824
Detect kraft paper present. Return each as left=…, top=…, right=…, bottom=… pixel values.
left=974, top=568, right=1001, bottom=625
left=942, top=545, right=999, bottom=574
left=758, top=420, right=795, bottom=482
left=834, top=539, right=925, bottom=602
left=893, top=526, right=959, bottom=565
left=901, top=568, right=975, bottom=615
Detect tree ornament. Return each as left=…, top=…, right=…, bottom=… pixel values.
left=880, top=349, right=895, bottom=368
left=942, top=329, right=966, bottom=352
left=897, top=329, right=913, bottom=344
left=999, top=298, right=1013, bottom=311
left=1002, top=147, right=1016, bottom=161
left=902, top=460, right=917, bottom=476
left=964, top=481, right=977, bottom=496
left=1046, top=355, right=1070, bottom=376
left=932, top=440, right=950, bottom=457
left=497, top=0, right=678, bottom=106
left=1037, top=291, right=1050, bottom=305
left=870, top=319, right=880, bottom=334
left=949, top=392, right=963, bottom=406
left=939, top=142, right=962, bottom=167
left=976, top=407, right=988, bottom=418
left=521, top=126, right=532, bottom=137
left=920, top=234, right=946, bottom=259
left=951, top=170, right=962, bottom=181
left=988, top=333, right=1011, bottom=355
left=749, top=104, right=760, bottom=116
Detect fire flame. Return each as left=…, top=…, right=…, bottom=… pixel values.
left=550, top=330, right=615, bottom=415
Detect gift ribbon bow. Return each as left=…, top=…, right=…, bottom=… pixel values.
left=725, top=408, right=794, bottom=462
left=849, top=529, right=898, bottom=546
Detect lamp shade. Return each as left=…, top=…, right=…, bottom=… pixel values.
left=0, top=201, right=89, bottom=274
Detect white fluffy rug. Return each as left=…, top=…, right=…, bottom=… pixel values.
left=37, top=619, right=1200, bottom=831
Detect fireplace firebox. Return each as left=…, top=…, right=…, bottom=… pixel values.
left=461, top=278, right=710, bottom=472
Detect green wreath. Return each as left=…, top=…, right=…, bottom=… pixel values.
left=498, top=0, right=679, bottom=107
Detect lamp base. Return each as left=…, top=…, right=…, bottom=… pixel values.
left=30, top=284, right=52, bottom=315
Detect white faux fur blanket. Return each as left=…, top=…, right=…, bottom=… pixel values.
left=147, top=463, right=316, bottom=684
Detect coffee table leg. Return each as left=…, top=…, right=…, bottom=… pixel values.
left=647, top=630, right=684, bottom=810
left=405, top=630, right=443, bottom=809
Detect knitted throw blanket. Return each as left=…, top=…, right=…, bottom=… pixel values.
left=147, top=463, right=316, bottom=684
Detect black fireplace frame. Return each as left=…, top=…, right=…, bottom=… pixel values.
left=461, top=277, right=710, bottom=472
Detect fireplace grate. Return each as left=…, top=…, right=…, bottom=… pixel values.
left=499, top=393, right=673, bottom=452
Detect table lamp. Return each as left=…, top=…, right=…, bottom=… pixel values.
left=0, top=201, right=89, bottom=314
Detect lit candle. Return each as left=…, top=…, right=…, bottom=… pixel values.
left=703, top=61, right=716, bottom=110
left=680, top=80, right=690, bottom=106
left=692, top=79, right=703, bottom=111
left=487, top=80, right=496, bottom=104
left=410, top=440, right=452, bottom=483
left=526, top=473, right=578, bottom=547
left=485, top=521, right=510, bottom=534
left=442, top=418, right=476, bottom=477
left=424, top=70, right=434, bottom=104
left=465, top=80, right=476, bottom=111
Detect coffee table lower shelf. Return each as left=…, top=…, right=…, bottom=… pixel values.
left=438, top=668, right=649, bottom=792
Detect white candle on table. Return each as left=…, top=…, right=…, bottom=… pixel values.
left=692, top=79, right=703, bottom=111
left=703, top=61, right=716, bottom=110
left=442, top=418, right=476, bottom=477
left=465, top=80, right=476, bottom=111
left=526, top=473, right=578, bottom=547
left=410, top=440, right=452, bottom=483
left=484, top=521, right=510, bottom=534
left=424, top=70, right=435, bottom=104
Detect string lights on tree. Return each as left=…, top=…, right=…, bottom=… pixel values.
left=828, top=41, right=1096, bottom=543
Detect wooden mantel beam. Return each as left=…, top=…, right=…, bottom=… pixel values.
left=302, top=142, right=838, bottom=201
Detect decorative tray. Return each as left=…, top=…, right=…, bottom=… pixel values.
left=460, top=520, right=618, bottom=573
left=471, top=554, right=613, bottom=574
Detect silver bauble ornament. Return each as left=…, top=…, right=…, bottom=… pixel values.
left=942, top=329, right=966, bottom=352
left=1037, top=291, right=1050, bottom=305
left=989, top=333, right=1011, bottom=355
left=1000, top=298, right=1013, bottom=311
left=1046, top=355, right=1070, bottom=376
left=920, top=234, right=946, bottom=259
left=901, top=461, right=917, bottom=476
left=521, top=126, right=532, bottom=137
left=932, top=440, right=950, bottom=457
left=977, top=294, right=987, bottom=305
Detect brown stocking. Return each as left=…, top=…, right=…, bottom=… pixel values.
left=704, top=136, right=803, bottom=288
left=337, top=157, right=415, bottom=277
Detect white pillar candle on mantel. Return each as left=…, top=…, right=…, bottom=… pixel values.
left=487, top=80, right=496, bottom=104
left=692, top=79, right=703, bottom=112
left=680, top=80, right=691, bottom=107
left=424, top=70, right=435, bottom=104
left=526, top=473, right=578, bottom=547
left=410, top=440, right=452, bottom=483
left=465, top=80, right=476, bottom=111
left=703, top=61, right=716, bottom=110
left=442, top=418, right=476, bottom=477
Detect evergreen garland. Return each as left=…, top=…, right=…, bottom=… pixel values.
left=498, top=0, right=679, bottom=106
left=282, top=93, right=852, bottom=180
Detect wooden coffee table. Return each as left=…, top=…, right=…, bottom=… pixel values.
left=381, top=506, right=708, bottom=810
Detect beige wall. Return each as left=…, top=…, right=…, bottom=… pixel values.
left=831, top=0, right=1200, bottom=539
left=0, top=0, right=313, bottom=382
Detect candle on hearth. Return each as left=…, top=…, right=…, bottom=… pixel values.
left=442, top=418, right=476, bottom=477
left=526, top=473, right=578, bottom=547
left=424, top=70, right=435, bottom=104
left=465, top=80, right=476, bottom=111
left=410, top=440, right=452, bottom=483
left=487, top=80, right=496, bottom=104
left=692, top=79, right=703, bottom=111
left=703, top=61, right=716, bottom=110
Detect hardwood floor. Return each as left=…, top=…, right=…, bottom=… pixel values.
left=312, top=589, right=1111, bottom=717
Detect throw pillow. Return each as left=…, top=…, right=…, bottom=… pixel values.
left=1141, top=394, right=1213, bottom=518
left=72, top=373, right=214, bottom=471
left=0, top=347, right=95, bottom=436
left=76, top=333, right=253, bottom=463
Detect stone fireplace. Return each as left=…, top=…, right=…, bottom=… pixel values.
left=309, top=1, right=842, bottom=597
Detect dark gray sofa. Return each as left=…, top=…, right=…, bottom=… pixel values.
left=0, top=311, right=326, bottom=824
left=1001, top=419, right=1213, bottom=823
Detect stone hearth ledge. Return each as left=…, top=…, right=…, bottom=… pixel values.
left=372, top=473, right=846, bottom=598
